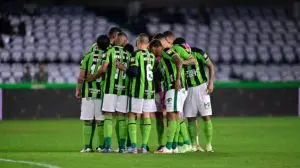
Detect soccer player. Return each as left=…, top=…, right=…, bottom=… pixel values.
left=85, top=27, right=122, bottom=150
left=150, top=37, right=196, bottom=154
left=76, top=35, right=110, bottom=152
left=163, top=31, right=175, bottom=44
left=127, top=34, right=157, bottom=153
left=152, top=33, right=167, bottom=152
left=88, top=27, right=122, bottom=52
left=86, top=32, right=131, bottom=153
left=174, top=38, right=215, bottom=152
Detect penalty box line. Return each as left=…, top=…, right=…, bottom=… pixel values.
left=0, top=158, right=61, bottom=168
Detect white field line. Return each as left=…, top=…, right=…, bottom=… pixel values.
left=0, top=158, right=61, bottom=168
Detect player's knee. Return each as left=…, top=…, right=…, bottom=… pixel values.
left=167, top=112, right=176, bottom=120
left=143, top=112, right=151, bottom=118
left=202, top=115, right=211, bottom=121
left=188, top=117, right=197, bottom=122
left=83, top=120, right=93, bottom=125
left=128, top=112, right=136, bottom=119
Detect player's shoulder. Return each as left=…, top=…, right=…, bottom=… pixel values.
left=191, top=47, right=205, bottom=55
left=163, top=48, right=173, bottom=55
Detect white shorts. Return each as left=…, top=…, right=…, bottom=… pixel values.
left=183, top=83, right=212, bottom=117
left=102, top=94, right=128, bottom=113
left=165, top=89, right=188, bottom=113
left=80, top=98, right=104, bottom=120
left=128, top=97, right=157, bottom=113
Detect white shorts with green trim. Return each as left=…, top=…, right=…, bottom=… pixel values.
left=80, top=98, right=104, bottom=120
left=128, top=97, right=157, bottom=114
left=165, top=89, right=188, bottom=113
left=183, top=83, right=212, bottom=117
left=102, top=94, right=128, bottom=113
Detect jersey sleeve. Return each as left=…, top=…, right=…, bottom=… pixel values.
left=172, top=45, right=190, bottom=60
left=130, top=51, right=139, bottom=67
left=192, top=47, right=210, bottom=64
left=80, top=53, right=91, bottom=70
left=103, top=49, right=112, bottom=63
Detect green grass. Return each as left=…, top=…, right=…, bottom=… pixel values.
left=0, top=117, right=300, bottom=168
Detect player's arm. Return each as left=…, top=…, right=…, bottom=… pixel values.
left=76, top=55, right=88, bottom=98
left=172, top=45, right=197, bottom=65
left=206, top=59, right=215, bottom=94
left=172, top=55, right=183, bottom=91
left=127, top=52, right=139, bottom=77
left=86, top=51, right=111, bottom=82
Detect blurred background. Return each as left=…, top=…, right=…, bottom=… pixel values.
left=0, top=0, right=299, bottom=118
left=0, top=0, right=299, bottom=83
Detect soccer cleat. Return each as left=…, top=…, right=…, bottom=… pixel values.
left=140, top=148, right=148, bottom=153
left=80, top=147, right=93, bottom=153
left=155, top=145, right=164, bottom=152
left=177, top=146, right=185, bottom=153
left=206, top=143, right=214, bottom=152
left=155, top=147, right=173, bottom=154
left=103, top=147, right=114, bottom=153
left=96, top=147, right=104, bottom=153
left=119, top=148, right=126, bottom=153
left=197, top=145, right=205, bottom=152
left=172, top=148, right=179, bottom=153
left=182, top=144, right=192, bottom=153
left=128, top=147, right=138, bottom=154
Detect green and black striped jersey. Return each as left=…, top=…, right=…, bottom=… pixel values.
left=102, top=46, right=131, bottom=96
left=88, top=43, right=113, bottom=53
left=129, top=49, right=156, bottom=99
left=185, top=47, right=210, bottom=87
left=80, top=49, right=106, bottom=98
left=159, top=48, right=187, bottom=91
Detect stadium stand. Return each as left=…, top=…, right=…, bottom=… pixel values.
left=0, top=5, right=299, bottom=83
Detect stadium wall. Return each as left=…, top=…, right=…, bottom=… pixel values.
left=0, top=82, right=299, bottom=119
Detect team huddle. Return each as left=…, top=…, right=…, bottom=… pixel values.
left=76, top=27, right=215, bottom=154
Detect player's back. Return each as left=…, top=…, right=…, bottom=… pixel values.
left=129, top=49, right=156, bottom=99
left=102, top=46, right=131, bottom=95
left=81, top=49, right=106, bottom=98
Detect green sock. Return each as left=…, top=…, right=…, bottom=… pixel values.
left=128, top=118, right=137, bottom=148
left=97, top=121, right=104, bottom=148
left=115, top=117, right=120, bottom=146
left=104, top=115, right=113, bottom=148
left=118, top=115, right=126, bottom=149
left=172, top=120, right=180, bottom=149
left=83, top=121, right=92, bottom=148
left=156, top=118, right=164, bottom=146
left=89, top=120, right=96, bottom=148
left=140, top=118, right=144, bottom=139
left=178, top=134, right=184, bottom=146
left=180, top=120, right=191, bottom=145
left=142, top=118, right=151, bottom=148
left=188, top=120, right=197, bottom=145
left=204, top=120, right=213, bottom=144
left=126, top=123, right=131, bottom=147
left=166, top=120, right=177, bottom=149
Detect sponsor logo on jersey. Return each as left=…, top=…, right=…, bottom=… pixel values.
left=167, top=98, right=172, bottom=104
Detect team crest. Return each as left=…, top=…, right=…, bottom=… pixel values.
left=204, top=102, right=210, bottom=109
left=204, top=53, right=208, bottom=59
left=167, top=98, right=172, bottom=104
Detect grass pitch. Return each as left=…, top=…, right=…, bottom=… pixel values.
left=0, top=117, right=300, bottom=168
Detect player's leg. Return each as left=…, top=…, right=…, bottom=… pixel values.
left=102, top=94, right=117, bottom=152
left=116, top=95, right=128, bottom=152
left=172, top=113, right=180, bottom=153
left=198, top=84, right=213, bottom=152
left=155, top=92, right=165, bottom=151
left=187, top=117, right=197, bottom=149
left=89, top=119, right=96, bottom=149
left=140, top=99, right=156, bottom=153
left=80, top=98, right=94, bottom=152
left=127, top=97, right=142, bottom=153
left=94, top=99, right=105, bottom=152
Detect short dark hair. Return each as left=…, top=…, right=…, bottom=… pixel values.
left=173, top=37, right=186, bottom=45
left=149, top=39, right=162, bottom=48
left=117, top=31, right=128, bottom=38
left=163, top=31, right=174, bottom=37
left=152, top=33, right=165, bottom=40
left=108, top=27, right=122, bottom=37
left=124, top=43, right=134, bottom=54
left=96, top=35, right=110, bottom=50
